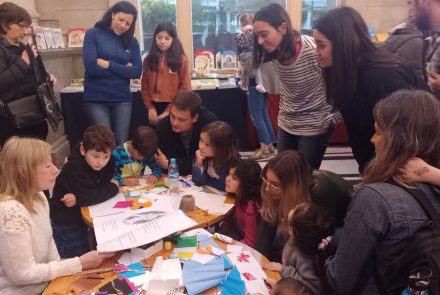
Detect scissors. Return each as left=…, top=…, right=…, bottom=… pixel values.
left=113, top=263, right=145, bottom=274
left=196, top=245, right=221, bottom=257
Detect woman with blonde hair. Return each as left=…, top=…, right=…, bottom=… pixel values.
left=0, top=137, right=113, bottom=294
left=325, top=89, right=440, bottom=294
left=256, top=150, right=352, bottom=261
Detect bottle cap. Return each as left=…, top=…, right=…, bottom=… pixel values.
left=170, top=158, right=176, bottom=163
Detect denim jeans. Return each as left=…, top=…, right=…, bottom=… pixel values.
left=277, top=127, right=334, bottom=169
left=83, top=101, right=132, bottom=145
left=247, top=86, right=276, bottom=146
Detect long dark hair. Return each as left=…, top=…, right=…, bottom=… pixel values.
left=314, top=7, right=401, bottom=109
left=201, top=121, right=240, bottom=173
left=253, top=3, right=300, bottom=66
left=94, top=1, right=137, bottom=49
left=363, top=89, right=440, bottom=185
left=233, top=159, right=262, bottom=211
left=146, top=22, right=185, bottom=72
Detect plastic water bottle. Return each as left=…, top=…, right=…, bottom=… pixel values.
left=168, top=158, right=180, bottom=196
left=401, top=267, right=432, bottom=295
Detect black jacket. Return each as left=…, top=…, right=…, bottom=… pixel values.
left=0, top=37, right=37, bottom=102
left=156, top=106, right=217, bottom=175
left=50, top=143, right=119, bottom=225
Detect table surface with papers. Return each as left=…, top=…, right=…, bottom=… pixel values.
left=81, top=190, right=236, bottom=231
left=43, top=236, right=281, bottom=295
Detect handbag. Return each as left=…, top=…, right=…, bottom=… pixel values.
left=1, top=95, right=45, bottom=129
left=28, top=45, right=63, bottom=131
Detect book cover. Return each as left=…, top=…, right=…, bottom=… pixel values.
left=221, top=50, right=237, bottom=69
left=43, top=27, right=55, bottom=49
left=194, top=49, right=214, bottom=75
left=51, top=28, right=65, bottom=48
left=68, top=28, right=85, bottom=48
left=32, top=25, right=47, bottom=50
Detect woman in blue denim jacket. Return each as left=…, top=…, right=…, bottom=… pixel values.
left=325, top=89, right=440, bottom=294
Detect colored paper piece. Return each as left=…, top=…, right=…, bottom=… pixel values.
left=223, top=256, right=233, bottom=270
left=197, top=234, right=231, bottom=270
left=99, top=277, right=136, bottom=294
left=127, top=271, right=151, bottom=287
left=177, top=252, right=194, bottom=259
left=243, top=272, right=257, bottom=281
left=183, top=258, right=226, bottom=295
left=175, top=236, right=198, bottom=248
left=113, top=200, right=134, bottom=208
left=180, top=228, right=213, bottom=238
left=116, top=262, right=145, bottom=279
left=219, top=266, right=246, bottom=295
left=89, top=193, right=126, bottom=218
left=227, top=244, right=243, bottom=253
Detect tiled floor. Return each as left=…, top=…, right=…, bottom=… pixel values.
left=241, top=145, right=361, bottom=183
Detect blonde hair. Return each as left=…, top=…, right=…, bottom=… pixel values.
left=239, top=13, right=253, bottom=27
left=260, top=150, right=313, bottom=227
left=0, top=137, right=52, bottom=212
left=363, top=89, right=440, bottom=185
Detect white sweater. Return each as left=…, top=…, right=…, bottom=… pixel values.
left=0, top=194, right=82, bottom=295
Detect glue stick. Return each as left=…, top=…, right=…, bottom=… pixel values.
left=214, top=233, right=233, bottom=244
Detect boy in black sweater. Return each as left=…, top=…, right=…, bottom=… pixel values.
left=50, top=125, right=119, bottom=258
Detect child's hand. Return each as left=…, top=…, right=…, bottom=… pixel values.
left=400, top=157, right=440, bottom=185
left=60, top=193, right=76, bottom=207
left=155, top=148, right=169, bottom=169
left=264, top=262, right=282, bottom=272
left=124, top=177, right=139, bottom=187
left=194, top=150, right=204, bottom=168
left=264, top=277, right=276, bottom=289
left=111, top=179, right=119, bottom=186
left=145, top=175, right=158, bottom=185
left=148, top=109, right=159, bottom=125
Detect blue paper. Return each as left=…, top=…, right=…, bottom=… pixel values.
left=183, top=255, right=225, bottom=295
left=116, top=262, right=144, bottom=279
left=197, top=235, right=233, bottom=270
left=218, top=266, right=246, bottom=295
left=223, top=255, right=233, bottom=270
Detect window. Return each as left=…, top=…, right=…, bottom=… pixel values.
left=139, top=0, right=176, bottom=52
left=301, top=0, right=337, bottom=34
left=191, top=0, right=286, bottom=56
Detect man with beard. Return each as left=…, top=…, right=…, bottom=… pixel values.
left=411, top=0, right=440, bottom=96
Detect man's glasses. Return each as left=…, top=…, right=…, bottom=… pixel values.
left=16, top=22, right=30, bottom=29
left=261, top=176, right=280, bottom=192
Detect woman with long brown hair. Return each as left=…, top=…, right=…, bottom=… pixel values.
left=325, top=89, right=440, bottom=294
left=256, top=150, right=352, bottom=262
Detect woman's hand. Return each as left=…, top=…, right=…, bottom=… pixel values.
left=401, top=157, right=440, bottom=185
left=194, top=150, right=204, bottom=168
left=79, top=251, right=115, bottom=270
left=97, top=58, right=109, bottom=69
left=148, top=108, right=159, bottom=125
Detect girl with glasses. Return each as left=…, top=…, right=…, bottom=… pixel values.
left=256, top=150, right=352, bottom=263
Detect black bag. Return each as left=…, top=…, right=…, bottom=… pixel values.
left=1, top=94, right=45, bottom=129
left=28, top=46, right=63, bottom=131
left=376, top=185, right=440, bottom=295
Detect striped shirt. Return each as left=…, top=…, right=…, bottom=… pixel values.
left=272, top=35, right=341, bottom=136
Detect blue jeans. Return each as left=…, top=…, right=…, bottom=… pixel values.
left=83, top=101, right=132, bottom=145
left=247, top=86, right=276, bottom=146
left=277, top=127, right=334, bottom=169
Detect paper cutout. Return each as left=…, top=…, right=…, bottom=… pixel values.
left=183, top=258, right=225, bottom=295
left=113, top=200, right=134, bottom=208
left=116, top=262, right=144, bottom=279
left=218, top=266, right=246, bottom=295
left=243, top=272, right=257, bottom=281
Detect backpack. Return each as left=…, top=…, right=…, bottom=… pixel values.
left=376, top=185, right=440, bottom=295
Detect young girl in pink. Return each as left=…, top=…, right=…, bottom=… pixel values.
left=219, top=159, right=262, bottom=247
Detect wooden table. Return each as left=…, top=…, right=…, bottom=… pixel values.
left=43, top=239, right=281, bottom=295
left=80, top=185, right=236, bottom=230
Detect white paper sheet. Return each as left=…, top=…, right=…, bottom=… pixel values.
left=97, top=210, right=197, bottom=252
left=227, top=244, right=243, bottom=253
left=228, top=251, right=269, bottom=295
left=191, top=191, right=234, bottom=215
left=88, top=193, right=126, bottom=218
left=190, top=253, right=215, bottom=264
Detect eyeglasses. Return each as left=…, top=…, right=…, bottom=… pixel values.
left=261, top=176, right=280, bottom=192
left=16, top=22, right=29, bottom=29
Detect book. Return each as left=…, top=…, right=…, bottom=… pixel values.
left=194, top=49, right=214, bottom=75
left=43, top=27, right=55, bottom=49
left=221, top=50, right=237, bottom=69
left=68, top=28, right=85, bottom=48
left=32, top=25, right=47, bottom=50
left=51, top=28, right=65, bottom=48
left=191, top=79, right=216, bottom=90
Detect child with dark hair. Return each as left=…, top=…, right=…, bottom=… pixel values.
left=219, top=159, right=262, bottom=247
left=50, top=125, right=119, bottom=258
left=270, top=277, right=313, bottom=295
left=113, top=125, right=162, bottom=186
left=264, top=202, right=335, bottom=295
left=192, top=121, right=240, bottom=191
left=141, top=22, right=191, bottom=126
